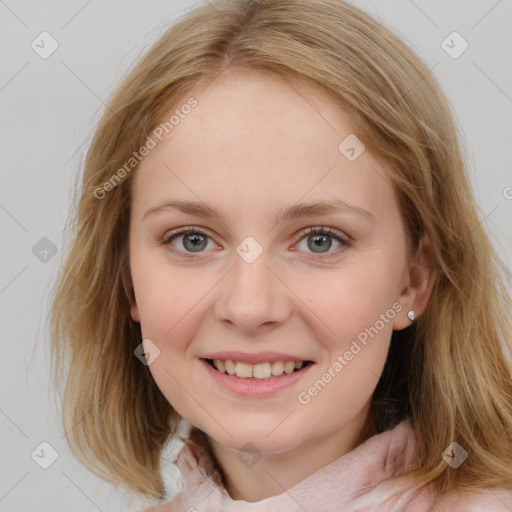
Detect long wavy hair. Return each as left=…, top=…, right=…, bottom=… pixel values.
left=49, top=0, right=512, bottom=507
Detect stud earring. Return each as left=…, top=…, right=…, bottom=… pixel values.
left=407, top=310, right=416, bottom=322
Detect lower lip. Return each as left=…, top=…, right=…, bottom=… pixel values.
left=200, top=359, right=314, bottom=397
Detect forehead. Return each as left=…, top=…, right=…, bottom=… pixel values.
left=131, top=71, right=395, bottom=222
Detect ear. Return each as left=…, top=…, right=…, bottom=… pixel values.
left=130, top=293, right=140, bottom=323
left=393, top=232, right=437, bottom=330
left=124, top=270, right=140, bottom=323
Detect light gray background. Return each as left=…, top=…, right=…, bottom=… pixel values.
left=1, top=1, right=511, bottom=511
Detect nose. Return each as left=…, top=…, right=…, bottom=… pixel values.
left=214, top=247, right=291, bottom=335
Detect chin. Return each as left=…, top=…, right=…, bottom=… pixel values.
left=197, top=416, right=305, bottom=454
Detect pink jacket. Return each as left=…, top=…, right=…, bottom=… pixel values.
left=153, top=419, right=512, bottom=511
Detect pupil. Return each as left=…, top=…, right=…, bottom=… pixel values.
left=308, top=234, right=331, bottom=253
left=184, top=233, right=206, bottom=252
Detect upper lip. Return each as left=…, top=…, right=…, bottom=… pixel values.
left=200, top=351, right=312, bottom=364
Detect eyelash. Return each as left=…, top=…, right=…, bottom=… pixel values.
left=161, top=225, right=352, bottom=261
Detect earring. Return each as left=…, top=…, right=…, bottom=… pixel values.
left=407, top=310, right=416, bottom=322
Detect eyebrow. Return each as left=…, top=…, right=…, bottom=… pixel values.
left=143, top=198, right=376, bottom=224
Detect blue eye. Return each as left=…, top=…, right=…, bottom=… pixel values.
left=162, top=226, right=350, bottom=260
left=162, top=227, right=216, bottom=258
left=295, top=226, right=350, bottom=260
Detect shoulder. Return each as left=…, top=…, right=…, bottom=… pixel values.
left=388, top=476, right=512, bottom=512
left=136, top=487, right=188, bottom=512
left=137, top=497, right=185, bottom=512
left=439, top=487, right=512, bottom=512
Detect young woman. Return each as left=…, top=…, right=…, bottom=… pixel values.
left=50, top=0, right=512, bottom=510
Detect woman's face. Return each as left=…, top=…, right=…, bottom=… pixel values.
left=129, top=71, right=420, bottom=456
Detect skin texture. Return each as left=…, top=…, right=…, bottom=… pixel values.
left=129, top=71, right=435, bottom=502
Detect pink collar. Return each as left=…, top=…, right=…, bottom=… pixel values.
left=161, top=419, right=433, bottom=511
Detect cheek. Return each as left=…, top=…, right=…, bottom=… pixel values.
left=132, top=259, right=208, bottom=420
left=295, top=275, right=395, bottom=426
left=131, top=250, right=207, bottom=342
left=291, top=253, right=402, bottom=421
left=293, top=261, right=401, bottom=350
left=130, top=252, right=212, bottom=414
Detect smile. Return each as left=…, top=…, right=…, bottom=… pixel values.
left=200, top=356, right=314, bottom=396
left=206, top=358, right=309, bottom=380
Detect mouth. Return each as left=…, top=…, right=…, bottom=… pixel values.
left=203, top=358, right=313, bottom=381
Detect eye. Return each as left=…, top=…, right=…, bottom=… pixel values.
left=161, top=225, right=351, bottom=260
left=294, top=226, right=350, bottom=260
left=162, top=226, right=217, bottom=258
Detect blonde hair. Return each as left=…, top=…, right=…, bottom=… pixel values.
left=49, top=0, right=512, bottom=507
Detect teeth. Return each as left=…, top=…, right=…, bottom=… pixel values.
left=284, top=361, right=295, bottom=374
left=253, top=362, right=271, bottom=379
left=224, top=359, right=236, bottom=375
left=235, top=362, right=253, bottom=378
left=211, top=359, right=306, bottom=379
left=271, top=361, right=284, bottom=376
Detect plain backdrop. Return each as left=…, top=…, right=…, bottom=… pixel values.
left=1, top=0, right=511, bottom=510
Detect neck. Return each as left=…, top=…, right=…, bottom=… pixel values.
left=208, top=403, right=376, bottom=503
